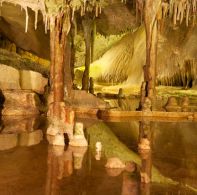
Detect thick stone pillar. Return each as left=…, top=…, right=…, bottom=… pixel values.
left=49, top=11, right=71, bottom=119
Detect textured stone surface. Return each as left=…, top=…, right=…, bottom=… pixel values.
left=1, top=90, right=39, bottom=115
left=20, top=70, right=48, bottom=94
left=0, top=64, right=20, bottom=89
left=0, top=64, right=48, bottom=94
left=71, top=90, right=109, bottom=109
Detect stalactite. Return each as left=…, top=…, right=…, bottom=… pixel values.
left=95, top=4, right=98, bottom=17
left=162, top=2, right=169, bottom=18
left=45, top=15, right=48, bottom=34
left=84, top=0, right=86, bottom=8
left=192, top=0, right=196, bottom=12
left=71, top=7, right=75, bottom=21
left=34, top=10, right=38, bottom=30
left=80, top=6, right=83, bottom=16
left=136, top=0, right=144, bottom=24
left=186, top=2, right=190, bottom=26
left=99, top=5, right=102, bottom=14
left=25, top=7, right=29, bottom=33
left=173, top=1, right=178, bottom=25
left=168, top=0, right=197, bottom=26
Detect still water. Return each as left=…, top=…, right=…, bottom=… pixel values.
left=0, top=116, right=197, bottom=195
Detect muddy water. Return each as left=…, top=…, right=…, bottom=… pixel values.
left=0, top=116, right=197, bottom=195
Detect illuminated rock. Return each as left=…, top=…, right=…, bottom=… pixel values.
left=20, top=70, right=48, bottom=94
left=0, top=64, right=20, bottom=90
left=1, top=90, right=39, bottom=115
left=69, top=122, right=88, bottom=147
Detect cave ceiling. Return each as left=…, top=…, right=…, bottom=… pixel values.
left=0, top=1, right=136, bottom=59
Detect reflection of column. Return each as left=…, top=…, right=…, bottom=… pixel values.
left=139, top=149, right=152, bottom=184
left=45, top=144, right=87, bottom=195
left=121, top=174, right=139, bottom=195
left=138, top=121, right=152, bottom=184
left=45, top=146, right=64, bottom=195
left=140, top=183, right=151, bottom=195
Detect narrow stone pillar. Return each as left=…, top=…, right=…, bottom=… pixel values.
left=82, top=16, right=93, bottom=91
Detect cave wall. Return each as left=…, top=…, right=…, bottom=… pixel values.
left=89, top=24, right=197, bottom=87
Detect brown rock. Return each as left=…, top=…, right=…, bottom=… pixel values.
left=0, top=64, right=20, bottom=90
left=1, top=90, right=40, bottom=115
left=164, top=96, right=181, bottom=112
left=71, top=90, right=109, bottom=109
left=20, top=70, right=48, bottom=94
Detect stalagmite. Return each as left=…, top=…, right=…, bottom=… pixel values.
left=69, top=122, right=88, bottom=147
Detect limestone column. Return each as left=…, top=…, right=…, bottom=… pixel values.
left=141, top=0, right=161, bottom=110
left=82, top=16, right=93, bottom=91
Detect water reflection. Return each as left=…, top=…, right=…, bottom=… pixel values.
left=138, top=121, right=152, bottom=184
left=45, top=145, right=87, bottom=195
left=0, top=116, right=197, bottom=194
left=0, top=116, right=45, bottom=150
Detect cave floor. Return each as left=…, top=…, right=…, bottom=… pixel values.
left=94, top=84, right=197, bottom=98
left=0, top=116, right=197, bottom=194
